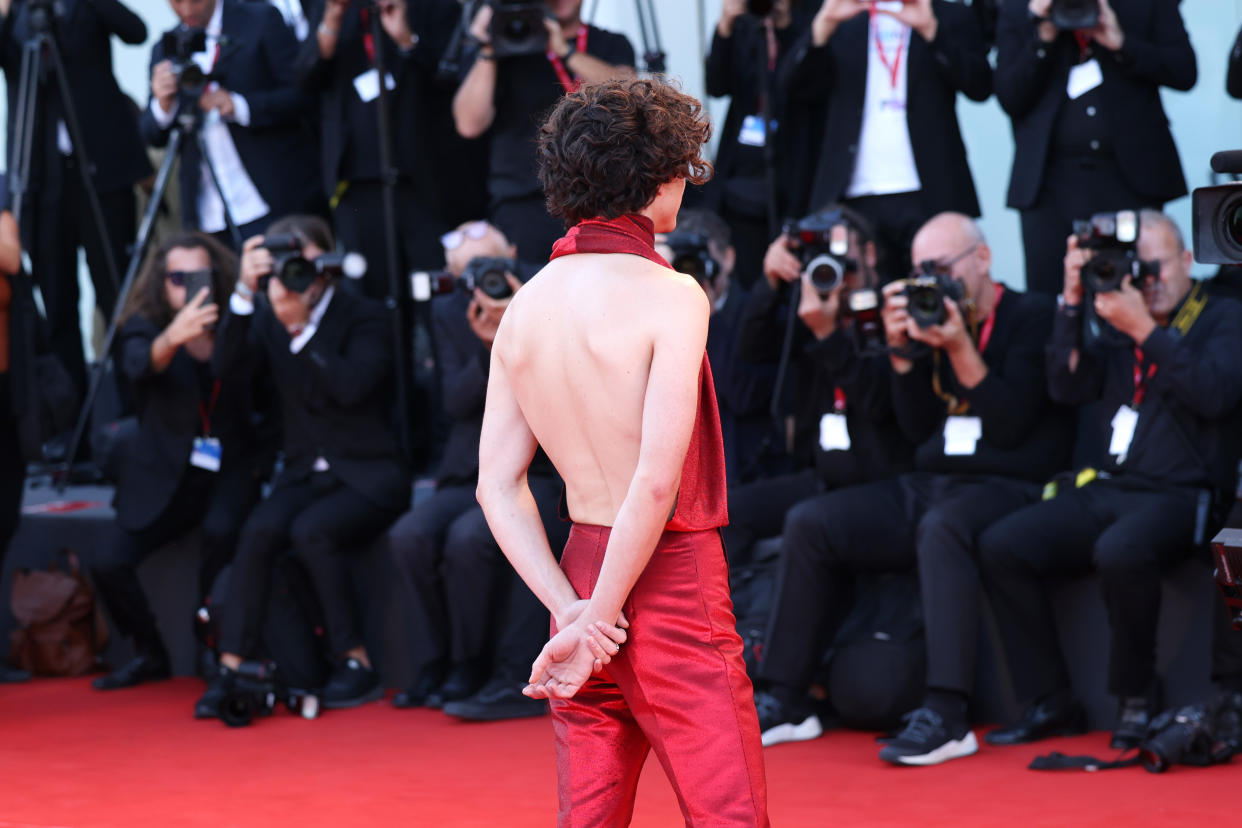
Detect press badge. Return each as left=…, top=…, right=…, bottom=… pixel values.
left=819, top=413, right=851, bottom=452
left=1109, top=405, right=1139, bottom=461
left=353, top=68, right=396, bottom=103
left=943, top=416, right=982, bottom=456
left=739, top=114, right=767, bottom=147
left=190, top=437, right=222, bottom=472
left=1066, top=58, right=1103, bottom=100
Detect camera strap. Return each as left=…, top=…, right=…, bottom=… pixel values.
left=931, top=283, right=1004, bottom=415
left=1130, top=281, right=1207, bottom=407
left=1029, top=750, right=1141, bottom=772
left=868, top=5, right=906, bottom=91
left=547, top=25, right=589, bottom=94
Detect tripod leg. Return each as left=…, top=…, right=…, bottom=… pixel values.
left=192, top=128, right=244, bottom=250
left=9, top=41, right=41, bottom=224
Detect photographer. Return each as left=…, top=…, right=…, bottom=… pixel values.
left=753, top=213, right=1073, bottom=765
left=978, top=210, right=1242, bottom=751
left=89, top=233, right=264, bottom=691
left=782, top=0, right=992, bottom=281
left=0, top=0, right=151, bottom=397
left=995, top=0, right=1195, bottom=295
left=140, top=0, right=321, bottom=244
left=297, top=0, right=460, bottom=300
left=725, top=206, right=913, bottom=564
left=0, top=179, right=28, bottom=683
left=197, top=214, right=409, bottom=716
left=452, top=0, right=635, bottom=263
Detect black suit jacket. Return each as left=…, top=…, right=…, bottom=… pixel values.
left=139, top=0, right=320, bottom=228
left=785, top=1, right=992, bottom=216
left=0, top=0, right=151, bottom=196
left=112, top=314, right=261, bottom=531
left=430, top=290, right=487, bottom=487
left=995, top=0, right=1195, bottom=209
left=213, top=286, right=410, bottom=512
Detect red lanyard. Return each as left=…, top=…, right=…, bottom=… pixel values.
left=548, top=25, right=589, bottom=94
left=199, top=380, right=221, bottom=437
left=1131, top=348, right=1157, bottom=407
left=833, top=388, right=847, bottom=413
left=869, top=7, right=906, bottom=90
left=976, top=283, right=1004, bottom=355
left=755, top=16, right=779, bottom=115
left=1074, top=31, right=1091, bottom=61
left=359, top=6, right=376, bottom=65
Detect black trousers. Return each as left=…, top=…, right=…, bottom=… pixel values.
left=721, top=468, right=822, bottom=568
left=91, top=465, right=260, bottom=653
left=333, top=179, right=446, bottom=303
left=842, top=191, right=930, bottom=284
left=388, top=474, right=569, bottom=684
left=210, top=217, right=270, bottom=254
left=758, top=472, right=1037, bottom=695
left=1019, top=153, right=1156, bottom=296
left=978, top=478, right=1198, bottom=701
left=0, top=376, right=23, bottom=573
left=30, top=166, right=136, bottom=398
left=220, top=473, right=402, bottom=659
left=490, top=194, right=566, bottom=266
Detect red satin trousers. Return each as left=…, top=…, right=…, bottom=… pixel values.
left=550, top=524, right=769, bottom=827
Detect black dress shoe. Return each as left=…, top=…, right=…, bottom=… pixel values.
left=442, top=678, right=548, bottom=721
left=91, top=651, right=171, bottom=691
left=194, top=667, right=235, bottom=719
left=0, top=664, right=31, bottom=683
left=984, top=698, right=1087, bottom=746
left=392, top=672, right=443, bottom=709
left=428, top=661, right=485, bottom=709
left=1111, top=696, right=1157, bottom=750
left=322, top=658, right=383, bottom=710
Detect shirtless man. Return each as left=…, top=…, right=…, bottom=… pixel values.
left=476, top=78, right=769, bottom=826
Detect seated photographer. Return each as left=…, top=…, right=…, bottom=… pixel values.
left=978, top=210, right=1242, bottom=750
left=198, top=214, right=410, bottom=716
left=724, top=205, right=913, bottom=565
left=753, top=213, right=1073, bottom=765
left=140, top=0, right=321, bottom=244
left=995, top=0, right=1195, bottom=294
left=453, top=0, right=635, bottom=262
left=90, top=233, right=264, bottom=690
left=388, top=220, right=567, bottom=719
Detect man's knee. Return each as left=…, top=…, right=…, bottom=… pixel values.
left=781, top=495, right=845, bottom=563
left=443, top=509, right=499, bottom=569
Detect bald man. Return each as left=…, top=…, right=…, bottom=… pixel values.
left=752, top=212, right=1074, bottom=766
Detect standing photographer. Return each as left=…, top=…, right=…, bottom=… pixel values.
left=198, top=215, right=409, bottom=716
left=453, top=0, right=635, bottom=263
left=89, top=233, right=264, bottom=691
left=0, top=0, right=151, bottom=397
left=140, top=0, right=321, bottom=245
left=979, top=211, right=1242, bottom=751
left=995, top=0, right=1195, bottom=294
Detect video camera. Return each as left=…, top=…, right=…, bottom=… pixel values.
left=487, top=0, right=549, bottom=58
left=1192, top=150, right=1242, bottom=265
left=161, top=27, right=211, bottom=100
left=901, top=261, right=965, bottom=329
left=1049, top=0, right=1098, bottom=29
left=783, top=211, right=857, bottom=297
left=411, top=256, right=519, bottom=302
left=662, top=231, right=719, bottom=289
left=218, top=659, right=320, bottom=728
left=259, top=235, right=366, bottom=294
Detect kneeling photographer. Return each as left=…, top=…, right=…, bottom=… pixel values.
left=198, top=215, right=410, bottom=718
left=90, top=233, right=265, bottom=691
left=753, top=213, right=1073, bottom=765
left=978, top=209, right=1242, bottom=752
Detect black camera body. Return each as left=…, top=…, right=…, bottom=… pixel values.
left=783, top=211, right=855, bottom=297
left=1049, top=0, right=1099, bottom=29
left=663, top=231, right=719, bottom=289
left=161, top=27, right=211, bottom=99
left=219, top=660, right=319, bottom=728
left=260, top=234, right=364, bottom=294
left=1074, top=210, right=1155, bottom=349
left=902, top=263, right=965, bottom=329
left=488, top=1, right=549, bottom=58
left=843, top=286, right=886, bottom=355
left=412, top=257, right=518, bottom=302
left=1139, top=704, right=1233, bottom=773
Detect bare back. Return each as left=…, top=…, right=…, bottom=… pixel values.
left=493, top=251, right=709, bottom=526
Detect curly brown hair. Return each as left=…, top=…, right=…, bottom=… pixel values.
left=118, top=232, right=238, bottom=329
left=537, top=77, right=713, bottom=227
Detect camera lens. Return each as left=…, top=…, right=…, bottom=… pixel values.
left=504, top=17, right=531, bottom=39
left=1224, top=201, right=1242, bottom=248
left=805, top=254, right=843, bottom=295
left=221, top=692, right=255, bottom=728
left=672, top=253, right=706, bottom=283
left=478, top=268, right=513, bottom=300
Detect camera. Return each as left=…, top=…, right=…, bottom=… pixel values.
left=663, top=231, right=719, bottom=288
left=902, top=262, right=965, bottom=329
left=259, top=234, right=366, bottom=294
left=1049, top=0, right=1099, bottom=30
left=746, top=0, right=774, bottom=15
left=783, top=211, right=856, bottom=297
left=1073, top=210, right=1154, bottom=294
left=1138, top=704, right=1233, bottom=773
left=410, top=256, right=519, bottom=302
left=842, top=287, right=886, bottom=355
left=488, top=1, right=548, bottom=58
left=219, top=659, right=319, bottom=728
left=1192, top=150, right=1242, bottom=265
left=161, top=27, right=211, bottom=99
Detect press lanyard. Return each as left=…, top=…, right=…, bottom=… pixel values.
left=1131, top=349, right=1157, bottom=407
left=833, top=388, right=846, bottom=413
left=975, top=283, right=1004, bottom=356
left=199, top=380, right=221, bottom=437
left=548, top=25, right=589, bottom=94
left=359, top=6, right=376, bottom=65
left=755, top=16, right=779, bottom=115
left=870, top=7, right=906, bottom=90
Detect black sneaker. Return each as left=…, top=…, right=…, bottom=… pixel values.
left=754, top=690, right=823, bottom=747
left=443, top=677, right=548, bottom=721
left=321, top=658, right=383, bottom=710
left=879, top=707, right=978, bottom=766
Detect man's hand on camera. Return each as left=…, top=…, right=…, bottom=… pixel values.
left=467, top=273, right=522, bottom=348
left=545, top=17, right=570, bottom=58
left=878, top=0, right=938, bottom=43
left=152, top=60, right=178, bottom=114
left=907, top=296, right=971, bottom=353
left=1094, top=277, right=1155, bottom=344
left=1089, top=0, right=1124, bottom=51
left=379, top=0, right=415, bottom=50
left=797, top=277, right=841, bottom=341
left=199, top=88, right=234, bottom=119
left=812, top=0, right=870, bottom=46
left=717, top=0, right=746, bottom=37
left=239, top=235, right=272, bottom=297
left=1027, top=0, right=1057, bottom=42
left=762, top=235, right=801, bottom=289
left=166, top=288, right=218, bottom=348
left=469, top=3, right=493, bottom=49
left=1062, top=234, right=1086, bottom=308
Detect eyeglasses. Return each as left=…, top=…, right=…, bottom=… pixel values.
left=440, top=222, right=491, bottom=251
left=929, top=243, right=978, bottom=273
left=167, top=268, right=211, bottom=287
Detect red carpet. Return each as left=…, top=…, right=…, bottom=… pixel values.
left=0, top=678, right=1235, bottom=826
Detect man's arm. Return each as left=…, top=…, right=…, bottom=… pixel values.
left=90, top=0, right=148, bottom=44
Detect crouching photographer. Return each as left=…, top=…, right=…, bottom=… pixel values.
left=197, top=214, right=410, bottom=718
left=978, top=209, right=1242, bottom=751
left=91, top=233, right=265, bottom=691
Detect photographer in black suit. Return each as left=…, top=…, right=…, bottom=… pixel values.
left=198, top=214, right=409, bottom=716
left=979, top=211, right=1242, bottom=750
left=785, top=0, right=992, bottom=281
left=995, top=0, right=1195, bottom=295
left=90, top=233, right=264, bottom=691
left=140, top=0, right=321, bottom=245
left=0, top=0, right=151, bottom=397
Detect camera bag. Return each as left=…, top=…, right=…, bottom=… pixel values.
left=9, top=549, right=108, bottom=676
